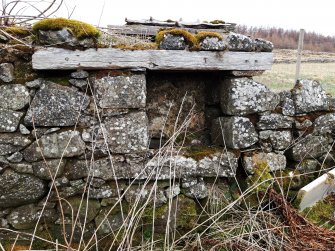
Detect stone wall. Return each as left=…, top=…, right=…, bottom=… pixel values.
left=1, top=44, right=335, bottom=248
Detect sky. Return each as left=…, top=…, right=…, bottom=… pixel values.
left=55, top=0, right=335, bottom=37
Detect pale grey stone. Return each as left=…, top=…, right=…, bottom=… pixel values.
left=7, top=204, right=57, bottom=230
left=71, top=70, right=89, bottom=79
left=220, top=78, right=279, bottom=115
left=146, top=156, right=197, bottom=180
left=44, top=127, right=61, bottom=135
left=197, top=151, right=239, bottom=177
left=32, top=159, right=66, bottom=180
left=182, top=179, right=208, bottom=199
left=104, top=111, right=149, bottom=153
left=0, top=156, right=9, bottom=173
left=289, top=135, right=331, bottom=161
left=64, top=155, right=145, bottom=180
left=9, top=163, right=33, bottom=174
left=93, top=74, right=146, bottom=109
left=254, top=38, right=274, bottom=52
left=165, top=185, right=181, bottom=199
left=295, top=119, right=313, bottom=130
left=199, top=37, right=226, bottom=51
left=279, top=91, right=295, bottom=116
left=292, top=80, right=330, bottom=114
left=0, top=84, right=30, bottom=110
left=0, top=170, right=47, bottom=208
left=26, top=78, right=44, bottom=88
left=159, top=34, right=186, bottom=50
left=19, top=124, right=30, bottom=135
left=69, top=79, right=87, bottom=90
left=314, top=113, right=335, bottom=134
left=0, top=108, right=24, bottom=132
left=24, top=82, right=90, bottom=126
left=22, top=130, right=86, bottom=162
left=257, top=114, right=293, bottom=130
left=36, top=28, right=95, bottom=48
left=211, top=116, right=258, bottom=149
left=0, top=63, right=14, bottom=83
left=124, top=184, right=167, bottom=207
left=59, top=196, right=101, bottom=223
left=181, top=177, right=198, bottom=188
left=88, top=185, right=118, bottom=199
left=7, top=152, right=23, bottom=163
left=95, top=207, right=124, bottom=235
left=243, top=152, right=287, bottom=174
left=0, top=133, right=31, bottom=155
left=84, top=177, right=106, bottom=188
left=226, top=33, right=254, bottom=51
left=259, top=130, right=292, bottom=150
left=296, top=159, right=319, bottom=173
left=52, top=176, right=69, bottom=187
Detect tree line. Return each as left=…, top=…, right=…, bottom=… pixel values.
left=237, top=25, right=335, bottom=52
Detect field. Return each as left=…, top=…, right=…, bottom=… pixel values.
left=255, top=49, right=335, bottom=96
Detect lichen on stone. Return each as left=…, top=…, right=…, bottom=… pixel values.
left=32, top=18, right=101, bottom=39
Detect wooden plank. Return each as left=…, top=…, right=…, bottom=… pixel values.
left=32, top=48, right=273, bottom=71
left=124, top=18, right=236, bottom=30
left=229, top=70, right=265, bottom=77
left=107, top=25, right=232, bottom=37
left=297, top=168, right=335, bottom=211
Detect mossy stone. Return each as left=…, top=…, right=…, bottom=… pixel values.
left=32, top=18, right=100, bottom=39
left=59, top=196, right=101, bottom=223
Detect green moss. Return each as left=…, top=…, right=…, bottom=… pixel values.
left=210, top=20, right=225, bottom=24
left=155, top=28, right=197, bottom=47
left=301, top=195, right=335, bottom=229
left=184, top=145, right=219, bottom=161
left=247, top=160, right=273, bottom=192
left=32, top=18, right=100, bottom=39
left=14, top=62, right=37, bottom=84
left=45, top=76, right=70, bottom=86
left=113, top=42, right=157, bottom=50
left=195, top=31, right=223, bottom=42
left=5, top=26, right=31, bottom=37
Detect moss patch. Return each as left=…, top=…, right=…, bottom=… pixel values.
left=210, top=20, right=225, bottom=24
left=5, top=26, right=31, bottom=37
left=113, top=42, right=157, bottom=50
left=301, top=194, right=335, bottom=229
left=155, top=28, right=197, bottom=47
left=32, top=18, right=100, bottom=39
left=195, top=31, right=223, bottom=42
left=247, top=160, right=273, bottom=192
left=184, top=145, right=219, bottom=161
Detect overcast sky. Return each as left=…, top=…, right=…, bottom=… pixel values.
left=57, top=0, right=334, bottom=36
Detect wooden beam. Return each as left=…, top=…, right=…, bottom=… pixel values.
left=32, top=48, right=273, bottom=71
left=107, top=25, right=232, bottom=37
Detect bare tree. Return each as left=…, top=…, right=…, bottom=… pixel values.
left=0, top=0, right=64, bottom=26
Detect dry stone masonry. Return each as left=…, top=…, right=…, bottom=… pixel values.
left=0, top=23, right=334, bottom=247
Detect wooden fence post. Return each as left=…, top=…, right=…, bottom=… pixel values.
left=295, top=29, right=305, bottom=83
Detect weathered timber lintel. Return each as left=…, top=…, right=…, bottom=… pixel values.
left=32, top=48, right=273, bottom=71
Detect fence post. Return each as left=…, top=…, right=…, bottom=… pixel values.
left=295, top=29, right=305, bottom=83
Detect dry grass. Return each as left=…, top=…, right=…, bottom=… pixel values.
left=254, top=62, right=335, bottom=95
